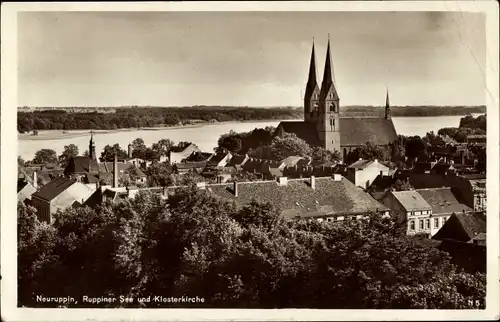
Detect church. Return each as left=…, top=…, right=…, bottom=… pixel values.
left=275, top=38, right=398, bottom=161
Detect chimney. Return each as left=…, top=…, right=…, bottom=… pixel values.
left=310, top=175, right=316, bottom=190
left=278, top=176, right=288, bottom=186
left=113, top=153, right=118, bottom=188
left=196, top=182, right=206, bottom=190
left=128, top=143, right=133, bottom=158
left=233, top=181, right=239, bottom=197
left=33, top=171, right=38, bottom=189
left=333, top=174, right=342, bottom=181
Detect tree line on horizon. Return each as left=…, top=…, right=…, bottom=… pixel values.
left=17, top=105, right=486, bottom=133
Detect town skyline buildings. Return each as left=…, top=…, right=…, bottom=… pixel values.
left=18, top=11, right=486, bottom=108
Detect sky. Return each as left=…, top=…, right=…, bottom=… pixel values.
left=18, top=11, right=486, bottom=107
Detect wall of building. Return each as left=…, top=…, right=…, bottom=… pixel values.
left=31, top=196, right=51, bottom=223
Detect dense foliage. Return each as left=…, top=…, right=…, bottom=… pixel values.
left=438, top=114, right=486, bottom=143
left=18, top=189, right=486, bottom=309
left=17, top=107, right=302, bottom=133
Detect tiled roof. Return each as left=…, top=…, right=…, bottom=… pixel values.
left=347, top=159, right=373, bottom=169
left=17, top=180, right=36, bottom=202
left=207, top=152, right=230, bottom=166
left=280, top=156, right=304, bottom=167
left=64, top=156, right=99, bottom=175
left=98, top=162, right=132, bottom=173
left=392, top=190, right=432, bottom=211
left=276, top=121, right=321, bottom=146
left=227, top=154, right=248, bottom=167
left=32, top=177, right=77, bottom=201
left=455, top=213, right=486, bottom=240
left=207, top=176, right=388, bottom=217
left=416, top=187, right=472, bottom=215
left=340, top=117, right=397, bottom=147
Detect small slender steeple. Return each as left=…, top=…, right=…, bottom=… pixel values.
left=385, top=87, right=391, bottom=120
left=320, top=34, right=338, bottom=101
left=304, top=38, right=318, bottom=101
left=89, top=131, right=97, bottom=161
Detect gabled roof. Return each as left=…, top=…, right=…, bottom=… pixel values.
left=347, top=159, right=373, bottom=169
left=432, top=212, right=486, bottom=243
left=276, top=121, right=321, bottom=147
left=64, top=156, right=99, bottom=175
left=416, top=187, right=472, bottom=215
left=391, top=190, right=432, bottom=211
left=280, top=156, right=304, bottom=167
left=32, top=177, right=78, bottom=201
left=17, top=180, right=36, bottom=202
left=339, top=118, right=398, bottom=147
left=207, top=152, right=231, bottom=166
left=207, top=176, right=388, bottom=218
left=455, top=213, right=486, bottom=241
left=227, top=154, right=248, bottom=167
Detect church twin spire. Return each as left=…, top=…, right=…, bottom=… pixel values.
left=305, top=36, right=339, bottom=105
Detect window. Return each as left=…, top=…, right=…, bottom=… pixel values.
left=419, top=220, right=424, bottom=230
left=414, top=211, right=421, bottom=216
left=406, top=211, right=412, bottom=217
left=425, top=219, right=430, bottom=229
left=434, top=218, right=439, bottom=228
left=330, top=118, right=335, bottom=128
left=337, top=216, right=344, bottom=221
left=442, top=217, right=446, bottom=226
left=410, top=220, right=415, bottom=230
left=330, top=103, right=335, bottom=112
left=351, top=216, right=356, bottom=221
left=422, top=210, right=427, bottom=215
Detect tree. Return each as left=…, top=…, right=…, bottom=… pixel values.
left=151, top=139, right=174, bottom=157
left=264, top=133, right=312, bottom=160
left=131, top=138, right=147, bottom=159
left=100, top=144, right=128, bottom=162
left=18, top=156, right=25, bottom=167
left=58, top=144, right=79, bottom=166
left=33, top=149, right=58, bottom=166
left=392, top=179, right=413, bottom=191
left=404, top=136, right=427, bottom=160
left=217, top=132, right=243, bottom=153
left=311, top=146, right=341, bottom=163
left=345, top=142, right=391, bottom=165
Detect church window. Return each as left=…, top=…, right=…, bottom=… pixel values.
left=330, top=103, right=335, bottom=112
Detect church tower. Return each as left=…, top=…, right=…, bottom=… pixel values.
left=317, top=37, right=341, bottom=153
left=89, top=131, right=97, bottom=161
left=304, top=40, right=320, bottom=122
left=385, top=87, right=391, bottom=120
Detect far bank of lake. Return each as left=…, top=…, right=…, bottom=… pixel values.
left=18, top=114, right=483, bottom=161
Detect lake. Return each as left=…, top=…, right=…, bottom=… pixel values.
left=18, top=114, right=483, bottom=161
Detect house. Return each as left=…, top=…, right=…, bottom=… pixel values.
left=169, top=143, right=201, bottom=164
left=30, top=177, right=95, bottom=223
left=127, top=167, right=148, bottom=185
left=380, top=190, right=434, bottom=236
left=17, top=179, right=37, bottom=204
left=207, top=152, right=232, bottom=168
left=280, top=156, right=306, bottom=168
left=432, top=212, right=486, bottom=244
left=64, top=132, right=99, bottom=179
left=345, top=159, right=390, bottom=190
left=205, top=175, right=390, bottom=221
left=226, top=154, right=250, bottom=170
left=275, top=39, right=397, bottom=161
left=415, top=187, right=473, bottom=237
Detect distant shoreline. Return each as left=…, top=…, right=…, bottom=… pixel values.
left=17, top=119, right=288, bottom=141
